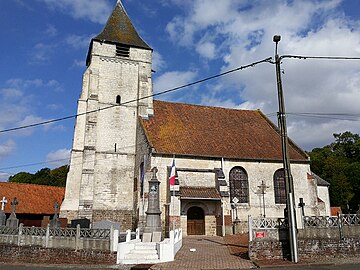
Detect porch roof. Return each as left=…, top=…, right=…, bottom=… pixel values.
left=180, top=186, right=221, bottom=200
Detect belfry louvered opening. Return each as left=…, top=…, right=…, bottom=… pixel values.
left=116, top=44, right=130, bottom=57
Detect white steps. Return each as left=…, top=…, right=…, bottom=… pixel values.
left=120, top=242, right=161, bottom=264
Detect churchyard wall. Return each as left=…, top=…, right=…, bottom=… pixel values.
left=248, top=215, right=360, bottom=260
left=0, top=244, right=116, bottom=265
left=0, top=224, right=114, bottom=251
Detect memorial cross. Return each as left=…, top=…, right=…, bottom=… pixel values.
left=0, top=196, right=7, bottom=211
left=11, top=197, right=18, bottom=214
left=54, top=201, right=59, bottom=215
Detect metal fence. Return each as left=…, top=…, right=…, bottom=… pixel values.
left=303, top=214, right=360, bottom=228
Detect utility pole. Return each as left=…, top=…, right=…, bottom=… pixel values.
left=273, top=35, right=298, bottom=263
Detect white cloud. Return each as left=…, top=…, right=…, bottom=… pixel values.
left=46, top=148, right=71, bottom=168
left=164, top=0, right=360, bottom=149
left=45, top=24, right=58, bottom=37
left=40, top=0, right=112, bottom=24
left=65, top=34, right=94, bottom=49
left=153, top=70, right=197, bottom=94
left=0, top=140, right=16, bottom=160
left=0, top=172, right=10, bottom=182
left=152, top=51, right=166, bottom=72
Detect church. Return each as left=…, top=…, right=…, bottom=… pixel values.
left=60, top=0, right=330, bottom=236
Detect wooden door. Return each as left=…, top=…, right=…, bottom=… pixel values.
left=187, top=206, right=205, bottom=235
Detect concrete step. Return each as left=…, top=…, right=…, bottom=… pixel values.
left=124, top=253, right=159, bottom=260
left=120, top=258, right=161, bottom=265
left=129, top=249, right=158, bottom=255
left=134, top=243, right=157, bottom=250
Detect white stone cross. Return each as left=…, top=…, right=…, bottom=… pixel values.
left=0, top=196, right=7, bottom=211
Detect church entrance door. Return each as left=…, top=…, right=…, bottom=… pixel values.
left=187, top=206, right=205, bottom=235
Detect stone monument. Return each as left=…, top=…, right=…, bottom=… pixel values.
left=50, top=201, right=61, bottom=228
left=0, top=196, right=7, bottom=226
left=144, top=167, right=162, bottom=234
left=6, top=197, right=19, bottom=228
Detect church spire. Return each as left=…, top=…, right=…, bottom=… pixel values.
left=93, top=0, right=151, bottom=50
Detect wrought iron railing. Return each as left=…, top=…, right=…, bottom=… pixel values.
left=79, top=228, right=110, bottom=239
left=303, top=214, right=360, bottom=228
left=0, top=225, right=19, bottom=235
left=251, top=217, right=288, bottom=229
left=22, top=226, right=47, bottom=236
left=49, top=227, right=77, bottom=237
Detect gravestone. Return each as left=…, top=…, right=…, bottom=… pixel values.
left=71, top=218, right=90, bottom=228
left=142, top=232, right=152, bottom=243
left=50, top=201, right=61, bottom=228
left=6, top=197, right=19, bottom=228
left=0, top=196, right=7, bottom=226
left=152, top=231, right=162, bottom=243
left=93, top=220, right=121, bottom=231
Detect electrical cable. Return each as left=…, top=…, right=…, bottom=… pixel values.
left=0, top=57, right=272, bottom=134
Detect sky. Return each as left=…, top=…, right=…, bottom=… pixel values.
left=0, top=0, right=360, bottom=181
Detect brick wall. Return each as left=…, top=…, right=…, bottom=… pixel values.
left=0, top=244, right=116, bottom=264
left=92, top=210, right=133, bottom=231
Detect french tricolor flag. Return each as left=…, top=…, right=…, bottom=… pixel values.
left=169, top=158, right=176, bottom=186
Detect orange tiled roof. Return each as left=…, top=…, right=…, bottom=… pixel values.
left=331, top=207, right=342, bottom=216
left=180, top=186, right=221, bottom=199
left=141, top=100, right=308, bottom=161
left=0, top=182, right=64, bottom=215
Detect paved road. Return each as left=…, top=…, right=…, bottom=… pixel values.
left=1, top=263, right=360, bottom=270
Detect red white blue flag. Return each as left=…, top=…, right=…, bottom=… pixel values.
left=169, top=159, right=176, bottom=186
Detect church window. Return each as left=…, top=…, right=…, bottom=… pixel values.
left=116, top=95, right=121, bottom=104
left=274, top=169, right=286, bottom=204
left=229, top=167, right=249, bottom=203
left=116, top=44, right=130, bottom=57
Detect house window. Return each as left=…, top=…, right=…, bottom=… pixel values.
left=229, top=167, right=249, bottom=203
left=116, top=44, right=130, bottom=57
left=116, top=95, right=121, bottom=104
left=274, top=169, right=287, bottom=204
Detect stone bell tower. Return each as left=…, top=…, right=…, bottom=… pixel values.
left=60, top=0, right=153, bottom=229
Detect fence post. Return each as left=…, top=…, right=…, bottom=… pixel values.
left=126, top=229, right=131, bottom=242
left=110, top=225, right=114, bottom=251
left=45, top=224, right=50, bottom=248
left=75, top=224, right=81, bottom=251
left=112, top=229, right=119, bottom=252
left=248, top=216, right=253, bottom=242
left=169, top=230, right=174, bottom=244
left=338, top=213, right=343, bottom=240
left=17, top=223, right=23, bottom=246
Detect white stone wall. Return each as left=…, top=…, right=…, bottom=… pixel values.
left=317, top=186, right=331, bottom=216
left=141, top=154, right=320, bottom=234
left=60, top=40, right=153, bottom=226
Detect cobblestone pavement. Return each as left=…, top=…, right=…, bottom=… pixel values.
left=151, top=236, right=255, bottom=270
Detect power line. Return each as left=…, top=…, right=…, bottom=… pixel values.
left=280, top=55, right=360, bottom=61
left=266, top=112, right=360, bottom=121
left=0, top=57, right=272, bottom=134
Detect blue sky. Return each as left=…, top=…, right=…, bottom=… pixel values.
left=1, top=0, right=360, bottom=181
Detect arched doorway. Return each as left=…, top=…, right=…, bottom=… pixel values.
left=187, top=206, right=205, bottom=235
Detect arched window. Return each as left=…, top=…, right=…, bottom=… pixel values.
left=274, top=169, right=286, bottom=204
left=229, top=167, right=249, bottom=203
left=116, top=95, right=121, bottom=104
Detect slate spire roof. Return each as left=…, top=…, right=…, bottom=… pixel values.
left=93, top=0, right=151, bottom=50
left=140, top=100, right=309, bottom=162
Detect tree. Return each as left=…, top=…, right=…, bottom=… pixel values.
left=309, top=131, right=359, bottom=213
left=8, top=165, right=69, bottom=187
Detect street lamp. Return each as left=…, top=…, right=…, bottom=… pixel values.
left=273, top=35, right=299, bottom=263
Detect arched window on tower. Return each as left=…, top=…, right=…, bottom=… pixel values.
left=274, top=169, right=286, bottom=204
left=229, top=167, right=249, bottom=203
left=116, top=95, right=121, bottom=104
